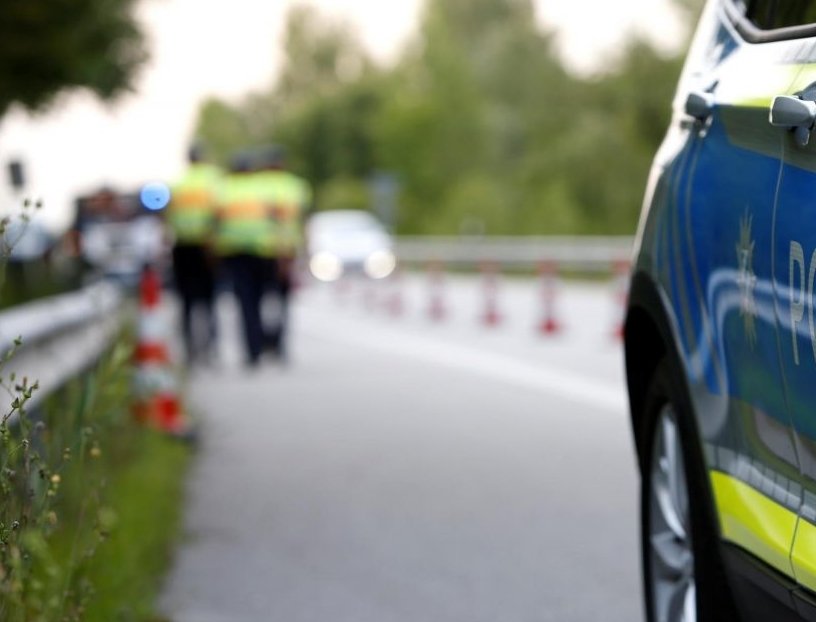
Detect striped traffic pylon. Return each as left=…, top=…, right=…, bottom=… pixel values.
left=480, top=261, right=502, bottom=327
left=386, top=267, right=405, bottom=318
left=537, top=261, right=562, bottom=335
left=427, top=261, right=447, bottom=322
left=611, top=260, right=630, bottom=340
left=132, top=264, right=189, bottom=436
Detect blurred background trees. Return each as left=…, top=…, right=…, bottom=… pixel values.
left=0, top=0, right=146, bottom=117
left=196, top=0, right=695, bottom=236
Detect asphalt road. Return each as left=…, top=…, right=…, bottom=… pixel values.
left=159, top=275, right=642, bottom=622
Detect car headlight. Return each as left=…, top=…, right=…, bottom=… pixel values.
left=309, top=252, right=343, bottom=282
left=364, top=249, right=396, bottom=279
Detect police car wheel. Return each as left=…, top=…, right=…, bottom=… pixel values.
left=641, top=360, right=739, bottom=622
left=645, top=401, right=695, bottom=622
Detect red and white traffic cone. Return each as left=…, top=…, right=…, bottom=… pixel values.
left=611, top=260, right=631, bottom=340
left=132, top=264, right=190, bottom=437
left=427, top=261, right=447, bottom=322
left=537, top=261, right=562, bottom=335
left=480, top=261, right=502, bottom=327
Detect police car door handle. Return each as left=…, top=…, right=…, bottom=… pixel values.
left=685, top=91, right=714, bottom=121
left=770, top=95, right=816, bottom=146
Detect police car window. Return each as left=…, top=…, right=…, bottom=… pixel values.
left=746, top=0, right=816, bottom=29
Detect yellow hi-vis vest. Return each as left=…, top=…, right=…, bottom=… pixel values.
left=214, top=174, right=275, bottom=257
left=254, top=171, right=311, bottom=256
left=169, top=163, right=221, bottom=244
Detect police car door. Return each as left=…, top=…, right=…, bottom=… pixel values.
left=677, top=0, right=801, bottom=580
left=765, top=4, right=816, bottom=596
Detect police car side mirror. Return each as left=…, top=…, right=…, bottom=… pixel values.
left=684, top=91, right=714, bottom=121
left=770, top=95, right=816, bottom=128
left=770, top=96, right=816, bottom=147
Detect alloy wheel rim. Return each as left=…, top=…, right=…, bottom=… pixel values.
left=649, top=404, right=696, bottom=622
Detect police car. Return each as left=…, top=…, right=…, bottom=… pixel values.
left=625, top=1, right=816, bottom=620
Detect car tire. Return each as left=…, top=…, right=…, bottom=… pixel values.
left=641, top=358, right=740, bottom=622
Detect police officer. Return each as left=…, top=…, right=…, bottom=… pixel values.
left=255, top=145, right=311, bottom=360
left=215, top=151, right=276, bottom=367
left=168, top=143, right=221, bottom=364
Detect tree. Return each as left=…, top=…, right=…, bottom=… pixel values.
left=0, top=0, right=146, bottom=117
left=275, top=5, right=371, bottom=110
left=193, top=98, right=253, bottom=167
left=193, top=0, right=692, bottom=236
left=380, top=0, right=570, bottom=233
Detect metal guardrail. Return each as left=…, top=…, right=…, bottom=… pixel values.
left=0, top=282, right=124, bottom=410
left=393, top=236, right=634, bottom=271
left=0, top=236, right=630, bottom=409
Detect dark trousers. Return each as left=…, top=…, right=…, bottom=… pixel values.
left=263, top=257, right=294, bottom=358
left=225, top=254, right=266, bottom=365
left=172, top=244, right=216, bottom=363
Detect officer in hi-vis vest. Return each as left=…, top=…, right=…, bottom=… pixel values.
left=255, top=145, right=312, bottom=361
left=168, top=142, right=221, bottom=364
left=214, top=151, right=276, bottom=367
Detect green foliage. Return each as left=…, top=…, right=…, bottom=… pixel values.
left=0, top=335, right=191, bottom=621
left=194, top=0, right=692, bottom=235
left=194, top=98, right=253, bottom=168
left=276, top=5, right=371, bottom=109
left=318, top=177, right=370, bottom=212
left=0, top=260, right=76, bottom=311
left=68, top=429, right=189, bottom=621
left=0, top=201, right=82, bottom=309
left=0, top=0, right=146, bottom=117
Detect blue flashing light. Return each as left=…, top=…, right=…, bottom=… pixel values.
left=140, top=181, right=171, bottom=211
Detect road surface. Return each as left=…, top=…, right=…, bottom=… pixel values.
left=159, top=274, right=642, bottom=622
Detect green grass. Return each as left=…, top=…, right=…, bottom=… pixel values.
left=45, top=411, right=192, bottom=622
left=1, top=337, right=192, bottom=622
left=80, top=430, right=190, bottom=622
left=0, top=259, right=81, bottom=310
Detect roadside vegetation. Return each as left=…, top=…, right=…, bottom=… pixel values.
left=0, top=224, right=190, bottom=621
left=0, top=337, right=190, bottom=622
left=0, top=0, right=146, bottom=118
left=0, top=205, right=80, bottom=310
left=195, top=0, right=702, bottom=237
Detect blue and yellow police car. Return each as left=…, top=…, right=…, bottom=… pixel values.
left=625, top=1, right=816, bottom=620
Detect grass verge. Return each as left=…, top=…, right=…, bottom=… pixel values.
left=1, top=336, right=192, bottom=622
left=79, top=429, right=190, bottom=622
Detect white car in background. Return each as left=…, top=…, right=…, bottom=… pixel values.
left=306, top=210, right=396, bottom=282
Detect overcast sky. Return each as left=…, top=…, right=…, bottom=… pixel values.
left=0, top=0, right=685, bottom=231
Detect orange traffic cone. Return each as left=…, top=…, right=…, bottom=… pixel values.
left=132, top=264, right=190, bottom=436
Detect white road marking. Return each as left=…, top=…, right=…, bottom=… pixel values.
left=298, top=308, right=629, bottom=416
